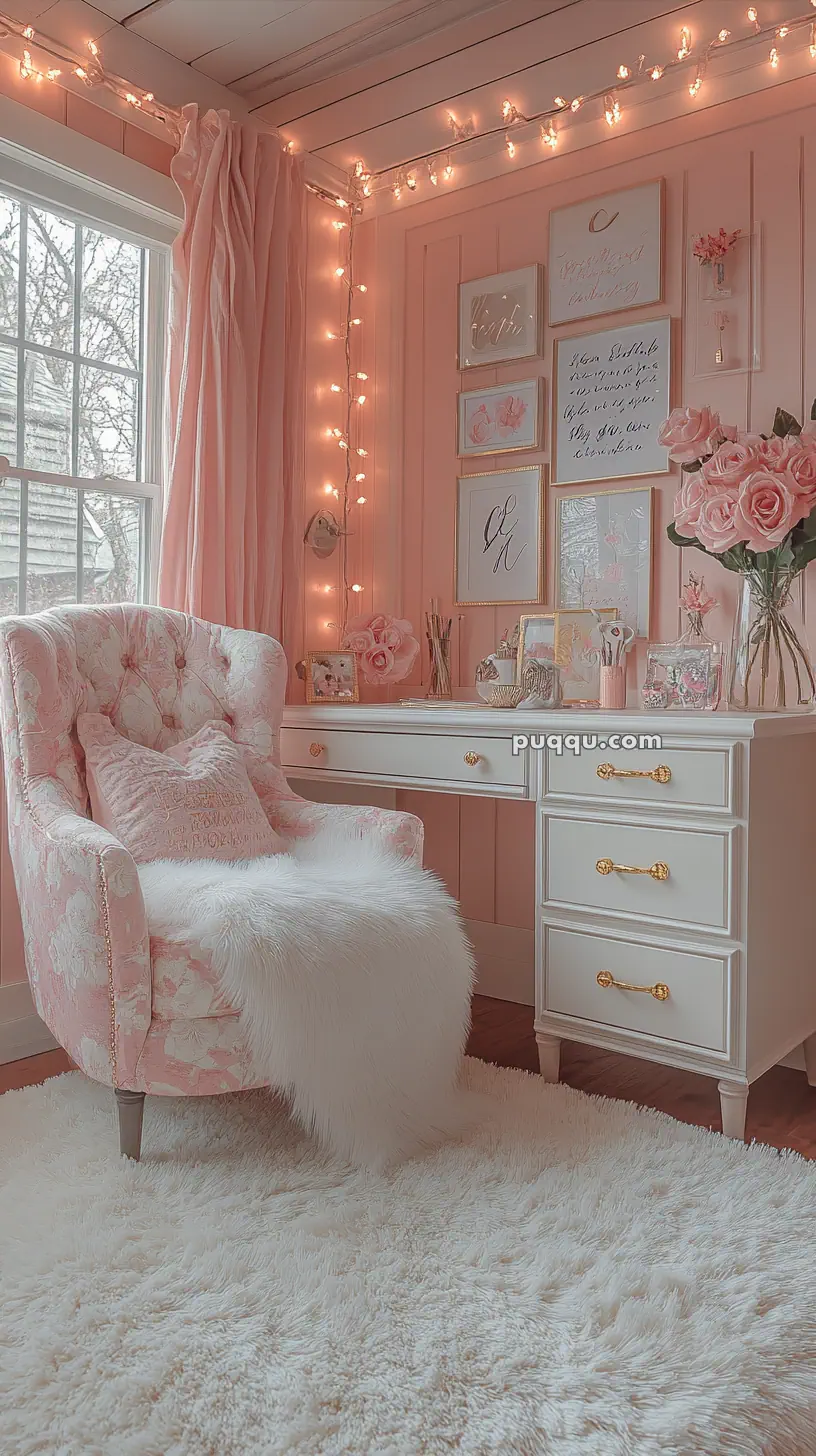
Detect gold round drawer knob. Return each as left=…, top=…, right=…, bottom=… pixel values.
left=464, top=752, right=481, bottom=766
left=309, top=742, right=326, bottom=758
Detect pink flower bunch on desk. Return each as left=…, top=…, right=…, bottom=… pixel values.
left=342, top=613, right=420, bottom=684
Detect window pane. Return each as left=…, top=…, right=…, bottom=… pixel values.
left=24, top=350, right=72, bottom=473
left=0, top=340, right=17, bottom=462
left=78, top=365, right=138, bottom=479
left=0, top=478, right=20, bottom=615
left=25, top=207, right=74, bottom=352
left=80, top=229, right=142, bottom=369
left=82, top=490, right=144, bottom=604
left=25, top=481, right=77, bottom=613
left=0, top=196, right=20, bottom=338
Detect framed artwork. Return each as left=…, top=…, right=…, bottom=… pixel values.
left=455, top=466, right=544, bottom=605
left=552, top=316, right=672, bottom=486
left=458, top=378, right=542, bottom=457
left=644, top=643, right=712, bottom=710
left=554, top=607, right=616, bottom=706
left=555, top=486, right=653, bottom=638
left=305, top=651, right=359, bottom=704
left=458, top=265, right=543, bottom=370
left=548, top=179, right=665, bottom=326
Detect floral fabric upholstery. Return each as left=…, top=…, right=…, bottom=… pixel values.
left=0, top=604, right=423, bottom=1096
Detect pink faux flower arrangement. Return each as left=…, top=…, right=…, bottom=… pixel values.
left=665, top=401, right=816, bottom=574
left=692, top=227, right=740, bottom=265
left=341, top=613, right=420, bottom=685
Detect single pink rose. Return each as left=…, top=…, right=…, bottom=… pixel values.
left=673, top=473, right=710, bottom=537
left=343, top=627, right=376, bottom=655
left=735, top=469, right=799, bottom=552
left=783, top=448, right=816, bottom=510
left=362, top=644, right=395, bottom=682
left=468, top=405, right=493, bottom=446
left=757, top=434, right=798, bottom=469
left=695, top=492, right=744, bottom=553
left=495, top=394, right=527, bottom=435
left=658, top=406, right=721, bottom=464
left=701, top=439, right=759, bottom=490
left=378, top=622, right=404, bottom=649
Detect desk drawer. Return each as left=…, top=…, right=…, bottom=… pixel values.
left=543, top=924, right=729, bottom=1052
left=280, top=727, right=526, bottom=792
left=543, top=813, right=733, bottom=933
left=546, top=746, right=732, bottom=813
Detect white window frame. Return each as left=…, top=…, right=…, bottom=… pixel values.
left=0, top=97, right=180, bottom=607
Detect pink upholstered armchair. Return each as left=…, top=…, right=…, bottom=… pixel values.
left=0, top=604, right=423, bottom=1160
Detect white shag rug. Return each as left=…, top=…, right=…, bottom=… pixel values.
left=1, top=1062, right=815, bottom=1456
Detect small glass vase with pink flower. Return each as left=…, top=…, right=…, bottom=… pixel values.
left=659, top=402, right=816, bottom=712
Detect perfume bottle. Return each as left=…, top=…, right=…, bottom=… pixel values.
left=677, top=572, right=724, bottom=709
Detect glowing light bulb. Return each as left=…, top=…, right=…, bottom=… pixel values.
left=355, top=472, right=366, bottom=481
left=506, top=135, right=516, bottom=158
left=337, top=439, right=349, bottom=450
left=677, top=26, right=691, bottom=59
left=332, top=219, right=346, bottom=230
left=87, top=39, right=99, bottom=55
left=540, top=122, right=558, bottom=149
left=429, top=161, right=438, bottom=186
left=353, top=159, right=365, bottom=177
left=144, top=93, right=154, bottom=102
left=46, top=68, right=60, bottom=80
left=554, top=95, right=568, bottom=109
left=356, top=372, right=368, bottom=381
left=393, top=183, right=402, bottom=200
left=350, top=318, right=362, bottom=326
left=324, top=484, right=335, bottom=494
left=356, top=496, right=367, bottom=504
left=332, top=428, right=343, bottom=438
left=650, top=64, right=664, bottom=80
left=323, top=584, right=332, bottom=593
left=357, top=448, right=368, bottom=457
left=570, top=96, right=584, bottom=112
left=718, top=28, right=730, bottom=41
left=406, top=173, right=417, bottom=190
left=689, top=74, right=703, bottom=96
left=604, top=95, right=622, bottom=126
left=769, top=45, right=780, bottom=67
left=326, top=330, right=337, bottom=340
left=443, top=163, right=454, bottom=182
left=125, top=91, right=140, bottom=106
left=351, top=584, right=363, bottom=593
left=362, top=183, right=371, bottom=197
left=335, top=266, right=345, bottom=278
left=747, top=6, right=759, bottom=24
left=19, top=50, right=33, bottom=79
left=357, top=283, right=368, bottom=293
left=777, top=25, right=789, bottom=38
left=22, top=25, right=34, bottom=38
left=330, top=383, right=342, bottom=393
left=356, top=395, right=367, bottom=405
left=617, top=64, right=630, bottom=79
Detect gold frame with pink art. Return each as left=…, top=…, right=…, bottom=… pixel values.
left=457, top=378, right=543, bottom=459
left=304, top=652, right=360, bottom=704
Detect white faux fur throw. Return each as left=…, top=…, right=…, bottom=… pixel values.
left=138, top=835, right=478, bottom=1167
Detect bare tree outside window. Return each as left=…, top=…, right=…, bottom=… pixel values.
left=0, top=189, right=159, bottom=616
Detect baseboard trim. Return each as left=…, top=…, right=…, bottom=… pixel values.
left=0, top=982, right=58, bottom=1064
left=464, top=919, right=534, bottom=1006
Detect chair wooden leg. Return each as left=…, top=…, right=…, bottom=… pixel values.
left=115, top=1088, right=145, bottom=1161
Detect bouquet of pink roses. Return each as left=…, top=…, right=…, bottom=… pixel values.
left=341, top=612, right=420, bottom=685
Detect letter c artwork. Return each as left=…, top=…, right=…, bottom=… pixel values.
left=588, top=208, right=620, bottom=234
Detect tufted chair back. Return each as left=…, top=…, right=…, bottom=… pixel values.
left=0, top=604, right=290, bottom=830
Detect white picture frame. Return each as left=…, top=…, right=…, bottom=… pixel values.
left=554, top=486, right=654, bottom=638
left=548, top=179, right=664, bottom=326
left=455, top=466, right=544, bottom=606
left=552, top=316, right=672, bottom=487
left=458, top=265, right=543, bottom=370
left=457, top=378, right=542, bottom=457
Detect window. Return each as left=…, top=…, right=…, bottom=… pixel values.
left=0, top=184, right=167, bottom=616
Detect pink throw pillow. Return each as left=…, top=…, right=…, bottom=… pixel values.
left=77, top=715, right=283, bottom=863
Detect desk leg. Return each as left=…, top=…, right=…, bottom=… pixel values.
left=717, top=1078, right=749, bottom=1140
left=536, top=1032, right=561, bottom=1083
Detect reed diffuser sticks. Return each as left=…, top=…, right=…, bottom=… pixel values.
left=425, top=598, right=452, bottom=699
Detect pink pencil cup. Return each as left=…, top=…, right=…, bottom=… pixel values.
left=600, top=665, right=626, bottom=710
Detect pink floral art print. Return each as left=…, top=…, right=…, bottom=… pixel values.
left=458, top=379, right=541, bottom=458
left=341, top=614, right=420, bottom=686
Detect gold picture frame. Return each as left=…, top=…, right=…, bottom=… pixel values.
left=455, top=465, right=545, bottom=607
left=304, top=651, right=360, bottom=704
left=551, top=316, right=673, bottom=488
left=457, top=377, right=544, bottom=459
left=554, top=485, right=654, bottom=639
left=548, top=177, right=666, bottom=327
left=458, top=265, right=544, bottom=371
left=553, top=607, right=617, bottom=706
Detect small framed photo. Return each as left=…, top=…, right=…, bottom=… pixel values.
left=554, top=607, right=616, bottom=706
left=643, top=643, right=713, bottom=710
left=458, top=265, right=543, bottom=370
left=456, top=466, right=544, bottom=606
left=458, top=378, right=543, bottom=457
left=305, top=652, right=359, bottom=704
left=555, top=486, right=653, bottom=638
left=516, top=613, right=556, bottom=672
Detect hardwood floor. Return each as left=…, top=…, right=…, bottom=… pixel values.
left=3, top=998, right=816, bottom=1157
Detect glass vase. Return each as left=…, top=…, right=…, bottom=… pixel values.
left=678, top=611, right=724, bottom=710
left=728, top=571, right=815, bottom=712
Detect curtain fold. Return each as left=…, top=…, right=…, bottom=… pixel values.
left=158, top=104, right=305, bottom=656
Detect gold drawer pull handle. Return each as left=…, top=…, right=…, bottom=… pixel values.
left=597, top=762, right=671, bottom=784
left=597, top=970, right=670, bottom=1001
left=464, top=752, right=481, bottom=766
left=596, top=857, right=669, bottom=881
left=309, top=742, right=326, bottom=758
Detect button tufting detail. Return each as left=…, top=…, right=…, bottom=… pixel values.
left=120, top=653, right=136, bottom=670
left=162, top=713, right=178, bottom=729
left=175, top=654, right=186, bottom=669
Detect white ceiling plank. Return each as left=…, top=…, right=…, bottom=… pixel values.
left=0, top=0, right=63, bottom=22
left=196, top=0, right=406, bottom=86
left=252, top=0, right=557, bottom=121
left=128, top=0, right=306, bottom=66
left=81, top=0, right=149, bottom=19
left=16, top=0, right=121, bottom=49
left=74, top=3, right=252, bottom=111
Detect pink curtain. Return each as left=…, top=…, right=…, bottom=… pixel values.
left=159, top=105, right=306, bottom=654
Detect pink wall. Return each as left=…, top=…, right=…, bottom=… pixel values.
left=301, top=76, right=816, bottom=930
left=0, top=83, right=175, bottom=989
